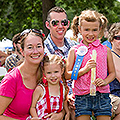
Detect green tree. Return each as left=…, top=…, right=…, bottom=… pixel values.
left=56, top=0, right=120, bottom=25
left=0, top=0, right=120, bottom=41
left=0, top=0, right=55, bottom=40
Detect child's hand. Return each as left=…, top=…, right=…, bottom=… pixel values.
left=67, top=94, right=75, bottom=110
left=65, top=112, right=70, bottom=120
left=44, top=113, right=53, bottom=119
left=84, top=59, right=96, bottom=73
left=31, top=117, right=41, bottom=120
left=44, top=112, right=64, bottom=120
left=94, top=78, right=107, bottom=86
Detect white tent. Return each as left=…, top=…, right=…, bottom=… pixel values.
left=0, top=38, right=13, bottom=52
left=0, top=67, right=7, bottom=76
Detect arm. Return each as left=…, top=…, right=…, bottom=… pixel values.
left=63, top=98, right=70, bottom=120
left=63, top=83, right=70, bottom=120
left=77, top=59, right=96, bottom=78
left=44, top=109, right=65, bottom=120
left=104, top=48, right=115, bottom=84
left=95, top=48, right=116, bottom=86
left=65, top=48, right=96, bottom=80
left=0, top=96, right=18, bottom=120
left=30, top=85, right=43, bottom=119
left=65, top=48, right=75, bottom=80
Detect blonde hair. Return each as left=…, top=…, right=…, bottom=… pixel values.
left=71, top=9, right=108, bottom=39
left=108, top=22, right=120, bottom=42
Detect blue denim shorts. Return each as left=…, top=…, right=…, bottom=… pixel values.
left=75, top=92, right=112, bottom=117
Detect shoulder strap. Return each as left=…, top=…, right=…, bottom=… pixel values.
left=57, top=82, right=63, bottom=113
left=45, top=82, right=51, bottom=113
left=45, top=82, right=63, bottom=113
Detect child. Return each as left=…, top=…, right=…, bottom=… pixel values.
left=27, top=54, right=70, bottom=120
left=65, top=10, right=115, bottom=120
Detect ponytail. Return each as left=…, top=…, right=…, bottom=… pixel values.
left=71, top=16, right=79, bottom=38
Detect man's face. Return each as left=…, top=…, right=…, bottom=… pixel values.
left=46, top=12, right=70, bottom=42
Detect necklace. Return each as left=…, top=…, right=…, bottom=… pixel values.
left=111, top=50, right=120, bottom=58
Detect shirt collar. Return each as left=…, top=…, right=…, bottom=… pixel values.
left=48, top=33, right=71, bottom=50
left=80, top=39, right=100, bottom=48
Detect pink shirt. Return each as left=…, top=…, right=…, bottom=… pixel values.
left=0, top=67, right=34, bottom=120
left=73, top=40, right=110, bottom=95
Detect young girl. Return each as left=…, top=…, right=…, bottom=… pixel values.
left=27, top=54, right=70, bottom=120
left=66, top=10, right=115, bottom=120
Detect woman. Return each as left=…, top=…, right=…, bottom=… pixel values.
left=0, top=29, right=65, bottom=120
left=108, top=23, right=120, bottom=120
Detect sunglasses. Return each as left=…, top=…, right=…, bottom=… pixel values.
left=51, top=19, right=68, bottom=27
left=20, top=29, right=45, bottom=38
left=113, top=35, right=120, bottom=40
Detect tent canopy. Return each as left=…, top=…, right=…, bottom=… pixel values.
left=0, top=38, right=13, bottom=52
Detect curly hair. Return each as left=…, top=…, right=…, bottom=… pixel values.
left=108, top=22, right=120, bottom=42
left=71, top=16, right=79, bottom=38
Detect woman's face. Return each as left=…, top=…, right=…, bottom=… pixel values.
left=22, top=34, right=44, bottom=65
left=111, top=31, right=120, bottom=51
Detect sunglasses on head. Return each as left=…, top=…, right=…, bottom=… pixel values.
left=20, top=29, right=45, bottom=38
left=113, top=35, right=120, bottom=40
left=51, top=19, right=68, bottom=27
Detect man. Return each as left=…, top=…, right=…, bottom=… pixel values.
left=44, top=6, right=78, bottom=58
left=44, top=6, right=78, bottom=120
left=5, top=33, right=23, bottom=72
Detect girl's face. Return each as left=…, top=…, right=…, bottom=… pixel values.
left=21, top=34, right=44, bottom=65
left=111, top=31, right=120, bottom=51
left=79, top=20, right=100, bottom=46
left=44, top=62, right=63, bottom=85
